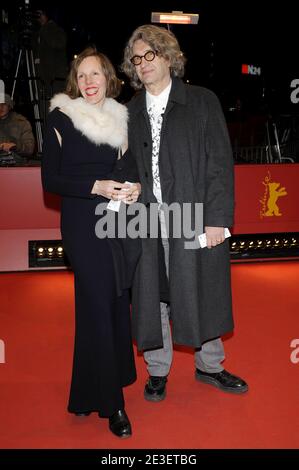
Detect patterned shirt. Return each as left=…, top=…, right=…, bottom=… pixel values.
left=146, top=81, right=172, bottom=206
left=146, top=81, right=172, bottom=237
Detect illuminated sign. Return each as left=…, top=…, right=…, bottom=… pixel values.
left=242, top=64, right=261, bottom=76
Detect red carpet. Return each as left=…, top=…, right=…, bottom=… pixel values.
left=0, top=262, right=299, bottom=449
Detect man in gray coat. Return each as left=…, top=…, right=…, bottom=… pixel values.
left=122, top=25, right=248, bottom=401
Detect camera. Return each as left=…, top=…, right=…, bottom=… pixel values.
left=17, top=0, right=40, bottom=44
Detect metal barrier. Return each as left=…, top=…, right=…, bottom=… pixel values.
left=234, top=142, right=298, bottom=164
left=233, top=145, right=270, bottom=163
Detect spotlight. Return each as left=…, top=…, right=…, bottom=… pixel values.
left=229, top=232, right=299, bottom=261
left=29, top=240, right=70, bottom=268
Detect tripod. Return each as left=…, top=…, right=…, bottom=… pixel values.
left=11, top=46, right=43, bottom=154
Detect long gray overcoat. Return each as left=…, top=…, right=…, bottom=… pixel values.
left=128, top=77, right=235, bottom=350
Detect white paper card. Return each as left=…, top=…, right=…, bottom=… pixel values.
left=198, top=228, right=231, bottom=248
left=106, top=181, right=133, bottom=212
left=107, top=199, right=121, bottom=212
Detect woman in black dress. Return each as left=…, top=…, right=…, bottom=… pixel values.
left=41, top=47, right=141, bottom=438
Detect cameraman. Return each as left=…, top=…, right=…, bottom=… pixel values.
left=0, top=94, right=35, bottom=156
left=33, top=7, right=68, bottom=99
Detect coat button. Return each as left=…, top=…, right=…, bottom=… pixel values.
left=143, top=142, right=148, bottom=147
left=146, top=202, right=150, bottom=208
left=145, top=172, right=148, bottom=178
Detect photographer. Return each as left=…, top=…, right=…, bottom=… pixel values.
left=0, top=93, right=35, bottom=156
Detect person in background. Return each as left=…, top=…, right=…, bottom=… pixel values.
left=121, top=25, right=248, bottom=403
left=34, top=7, right=68, bottom=98
left=0, top=93, right=35, bottom=156
left=42, top=47, right=141, bottom=438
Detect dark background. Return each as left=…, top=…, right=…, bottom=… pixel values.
left=1, top=0, right=298, bottom=116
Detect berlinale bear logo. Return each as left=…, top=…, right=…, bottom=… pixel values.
left=260, top=172, right=287, bottom=218
left=265, top=182, right=287, bottom=216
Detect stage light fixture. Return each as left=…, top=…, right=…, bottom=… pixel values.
left=29, top=240, right=70, bottom=268
left=229, top=232, right=299, bottom=261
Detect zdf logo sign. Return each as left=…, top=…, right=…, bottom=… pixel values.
left=290, top=339, right=299, bottom=364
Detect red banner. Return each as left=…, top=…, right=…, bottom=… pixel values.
left=0, top=163, right=298, bottom=271
left=233, top=164, right=299, bottom=234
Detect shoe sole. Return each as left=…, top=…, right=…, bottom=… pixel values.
left=119, top=434, right=132, bottom=439
left=144, top=390, right=166, bottom=402
left=195, top=372, right=249, bottom=394
left=109, top=429, right=132, bottom=439
left=111, top=432, right=132, bottom=439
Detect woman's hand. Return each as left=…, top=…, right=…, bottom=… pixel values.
left=0, top=142, right=16, bottom=152
left=91, top=180, right=131, bottom=200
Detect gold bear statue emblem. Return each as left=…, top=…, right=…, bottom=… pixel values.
left=265, top=182, right=287, bottom=217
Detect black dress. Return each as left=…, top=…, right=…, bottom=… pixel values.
left=42, top=107, right=137, bottom=417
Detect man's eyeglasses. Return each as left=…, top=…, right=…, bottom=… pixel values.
left=130, top=50, right=158, bottom=66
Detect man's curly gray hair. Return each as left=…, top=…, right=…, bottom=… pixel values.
left=121, top=25, right=186, bottom=90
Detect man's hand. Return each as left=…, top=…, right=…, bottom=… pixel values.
left=205, top=226, right=225, bottom=249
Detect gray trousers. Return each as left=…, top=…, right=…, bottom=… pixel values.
left=144, top=226, right=225, bottom=377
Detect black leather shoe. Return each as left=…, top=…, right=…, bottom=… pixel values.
left=144, top=376, right=167, bottom=402
left=109, top=410, right=132, bottom=438
left=195, top=368, right=248, bottom=394
left=74, top=412, right=91, bottom=417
